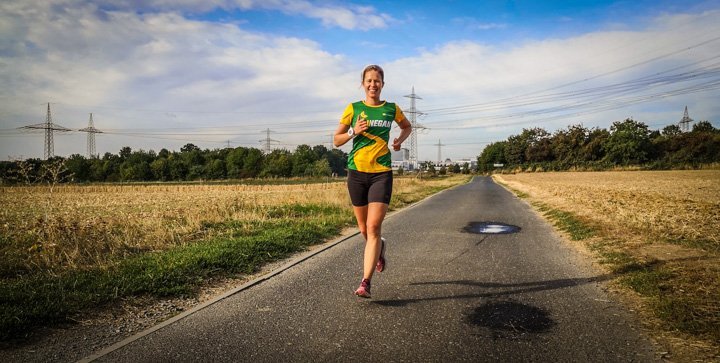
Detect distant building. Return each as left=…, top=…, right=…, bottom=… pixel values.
left=436, top=158, right=477, bottom=171
left=391, top=148, right=410, bottom=171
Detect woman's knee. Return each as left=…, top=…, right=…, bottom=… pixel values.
left=366, top=221, right=382, bottom=237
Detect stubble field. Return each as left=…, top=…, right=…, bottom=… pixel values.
left=494, top=170, right=719, bottom=359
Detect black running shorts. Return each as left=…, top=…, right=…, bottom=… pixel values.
left=347, top=169, right=393, bottom=206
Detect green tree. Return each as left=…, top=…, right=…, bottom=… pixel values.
left=168, top=154, right=188, bottom=180
left=309, top=159, right=332, bottom=177
left=119, top=146, right=132, bottom=160
left=604, top=118, right=653, bottom=165
left=261, top=149, right=292, bottom=177
left=242, top=148, right=264, bottom=178
left=692, top=120, right=717, bottom=133
left=551, top=124, right=589, bottom=166
left=326, top=149, right=348, bottom=176
left=150, top=158, right=171, bottom=181
left=206, top=159, right=226, bottom=179
left=180, top=143, right=200, bottom=153
left=226, top=147, right=248, bottom=179
left=477, top=141, right=507, bottom=173
left=65, top=154, right=90, bottom=182
left=580, top=128, right=609, bottom=162
left=662, top=124, right=682, bottom=137
left=88, top=158, right=105, bottom=181
left=312, top=145, right=329, bottom=160
left=102, top=153, right=121, bottom=181
left=523, top=128, right=552, bottom=163
left=292, top=144, right=316, bottom=176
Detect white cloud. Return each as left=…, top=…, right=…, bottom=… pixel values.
left=255, top=0, right=392, bottom=30
left=452, top=17, right=507, bottom=31
left=74, top=0, right=392, bottom=30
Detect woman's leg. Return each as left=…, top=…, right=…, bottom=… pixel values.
left=352, top=205, right=368, bottom=240
left=361, top=202, right=388, bottom=280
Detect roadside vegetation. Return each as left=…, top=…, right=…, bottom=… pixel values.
left=0, top=143, right=348, bottom=184
left=477, top=118, right=720, bottom=172
left=494, top=170, right=719, bottom=358
left=0, top=174, right=470, bottom=340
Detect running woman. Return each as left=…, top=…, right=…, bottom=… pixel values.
left=333, top=65, right=412, bottom=298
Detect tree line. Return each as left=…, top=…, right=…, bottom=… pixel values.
left=0, top=144, right=348, bottom=184
left=477, top=119, right=720, bottom=172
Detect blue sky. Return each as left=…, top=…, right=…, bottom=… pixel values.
left=1, top=0, right=719, bottom=161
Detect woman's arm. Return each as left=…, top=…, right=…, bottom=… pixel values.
left=334, top=118, right=368, bottom=147
left=333, top=123, right=352, bottom=147
left=392, top=118, right=412, bottom=151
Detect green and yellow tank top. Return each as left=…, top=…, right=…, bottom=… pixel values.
left=340, top=101, right=406, bottom=173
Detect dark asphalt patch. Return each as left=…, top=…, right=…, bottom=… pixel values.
left=463, top=222, right=521, bottom=234
left=466, top=299, right=555, bottom=338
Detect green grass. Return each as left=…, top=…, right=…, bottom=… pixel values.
left=531, top=202, right=596, bottom=241
left=0, top=204, right=353, bottom=340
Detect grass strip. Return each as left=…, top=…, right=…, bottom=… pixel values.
left=0, top=204, right=352, bottom=340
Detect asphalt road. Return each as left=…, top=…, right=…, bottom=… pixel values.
left=87, top=176, right=661, bottom=362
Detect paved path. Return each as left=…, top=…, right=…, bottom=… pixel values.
left=87, top=176, right=661, bottom=362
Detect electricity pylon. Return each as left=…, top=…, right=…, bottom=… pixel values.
left=403, top=87, right=426, bottom=170
left=79, top=113, right=102, bottom=158
left=259, top=128, right=280, bottom=153
left=679, top=106, right=693, bottom=132
left=19, top=103, right=71, bottom=159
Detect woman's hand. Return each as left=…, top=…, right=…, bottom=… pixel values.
left=355, top=117, right=369, bottom=135
left=392, top=138, right=402, bottom=151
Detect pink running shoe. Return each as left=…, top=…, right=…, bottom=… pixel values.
left=376, top=237, right=386, bottom=273
left=355, top=279, right=371, bottom=298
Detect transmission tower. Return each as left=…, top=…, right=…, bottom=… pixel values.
left=433, top=139, right=446, bottom=165
left=19, top=103, right=71, bottom=159
left=259, top=128, right=280, bottom=153
left=679, top=105, right=693, bottom=132
left=79, top=113, right=102, bottom=158
left=403, top=87, right=426, bottom=170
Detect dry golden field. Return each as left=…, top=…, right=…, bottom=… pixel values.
left=494, top=170, right=720, bottom=357
left=495, top=170, right=720, bottom=250
left=0, top=176, right=467, bottom=273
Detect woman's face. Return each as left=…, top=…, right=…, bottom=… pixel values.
left=363, top=70, right=383, bottom=100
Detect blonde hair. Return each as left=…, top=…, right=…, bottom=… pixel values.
left=362, top=64, right=384, bottom=82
